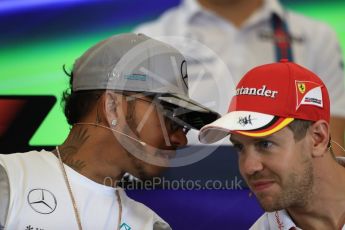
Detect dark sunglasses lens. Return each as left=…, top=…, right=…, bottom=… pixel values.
left=164, top=117, right=190, bottom=134
left=162, top=110, right=191, bottom=133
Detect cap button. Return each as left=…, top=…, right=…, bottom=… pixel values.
left=280, top=59, right=289, bottom=63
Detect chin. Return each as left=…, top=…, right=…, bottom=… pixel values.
left=257, top=196, right=285, bottom=212
left=260, top=203, right=281, bottom=212
left=131, top=165, right=167, bottom=181
left=145, top=165, right=167, bottom=178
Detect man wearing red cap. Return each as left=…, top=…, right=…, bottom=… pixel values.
left=199, top=60, right=345, bottom=229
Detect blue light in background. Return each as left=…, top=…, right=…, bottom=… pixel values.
left=0, top=0, right=180, bottom=46
left=0, top=0, right=102, bottom=13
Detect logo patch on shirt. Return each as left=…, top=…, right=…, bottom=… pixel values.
left=27, top=189, right=57, bottom=214
left=295, top=81, right=323, bottom=110
left=257, top=30, right=305, bottom=43
left=120, top=223, right=132, bottom=230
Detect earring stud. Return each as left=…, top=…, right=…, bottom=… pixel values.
left=111, top=119, right=118, bottom=127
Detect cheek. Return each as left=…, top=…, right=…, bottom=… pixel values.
left=267, top=150, right=307, bottom=185
left=140, top=123, right=166, bottom=147
left=238, top=155, right=246, bottom=176
left=282, top=144, right=308, bottom=169
left=135, top=114, right=167, bottom=145
left=271, top=143, right=301, bottom=170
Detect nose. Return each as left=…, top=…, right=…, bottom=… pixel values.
left=239, top=149, right=264, bottom=176
left=169, top=129, right=188, bottom=147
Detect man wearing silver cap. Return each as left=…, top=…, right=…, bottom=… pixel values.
left=0, top=33, right=219, bottom=229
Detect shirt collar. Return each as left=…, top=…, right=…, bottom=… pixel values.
left=181, top=0, right=200, bottom=16
left=181, top=0, right=286, bottom=25
left=265, top=0, right=285, bottom=19
left=181, top=0, right=218, bottom=24
left=244, top=0, right=285, bottom=28
left=268, top=210, right=301, bottom=230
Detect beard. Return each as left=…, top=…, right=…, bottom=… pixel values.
left=119, top=112, right=170, bottom=180
left=252, top=159, right=314, bottom=212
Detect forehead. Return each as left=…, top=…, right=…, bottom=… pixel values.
left=229, top=126, right=294, bottom=143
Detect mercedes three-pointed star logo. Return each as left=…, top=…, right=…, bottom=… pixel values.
left=27, top=188, right=57, bottom=214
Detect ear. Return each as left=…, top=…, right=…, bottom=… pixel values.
left=101, top=90, right=120, bottom=127
left=309, top=120, right=330, bottom=158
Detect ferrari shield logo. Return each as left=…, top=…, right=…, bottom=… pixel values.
left=295, top=80, right=323, bottom=110
left=297, top=83, right=306, bottom=94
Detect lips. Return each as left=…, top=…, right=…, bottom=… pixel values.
left=250, top=180, right=275, bottom=192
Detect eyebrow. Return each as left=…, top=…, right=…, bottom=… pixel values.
left=229, top=136, right=272, bottom=144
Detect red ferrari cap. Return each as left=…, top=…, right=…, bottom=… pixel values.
left=199, top=60, right=330, bottom=143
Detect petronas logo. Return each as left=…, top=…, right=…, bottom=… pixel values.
left=120, top=223, right=131, bottom=230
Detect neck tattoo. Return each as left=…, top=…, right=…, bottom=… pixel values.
left=56, top=146, right=122, bottom=230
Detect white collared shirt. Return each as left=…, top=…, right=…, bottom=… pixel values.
left=250, top=210, right=301, bottom=230
left=251, top=209, right=345, bottom=230
left=135, top=0, right=345, bottom=120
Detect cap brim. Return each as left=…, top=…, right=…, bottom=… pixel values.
left=157, top=93, right=221, bottom=130
left=199, top=111, right=294, bottom=143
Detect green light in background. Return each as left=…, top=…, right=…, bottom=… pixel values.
left=2, top=1, right=345, bottom=147
left=284, top=2, right=345, bottom=61
left=1, top=27, right=134, bottom=146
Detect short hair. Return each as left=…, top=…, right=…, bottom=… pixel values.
left=61, top=70, right=143, bottom=126
left=61, top=72, right=104, bottom=125
left=287, top=119, right=313, bottom=141
left=287, top=119, right=335, bottom=158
